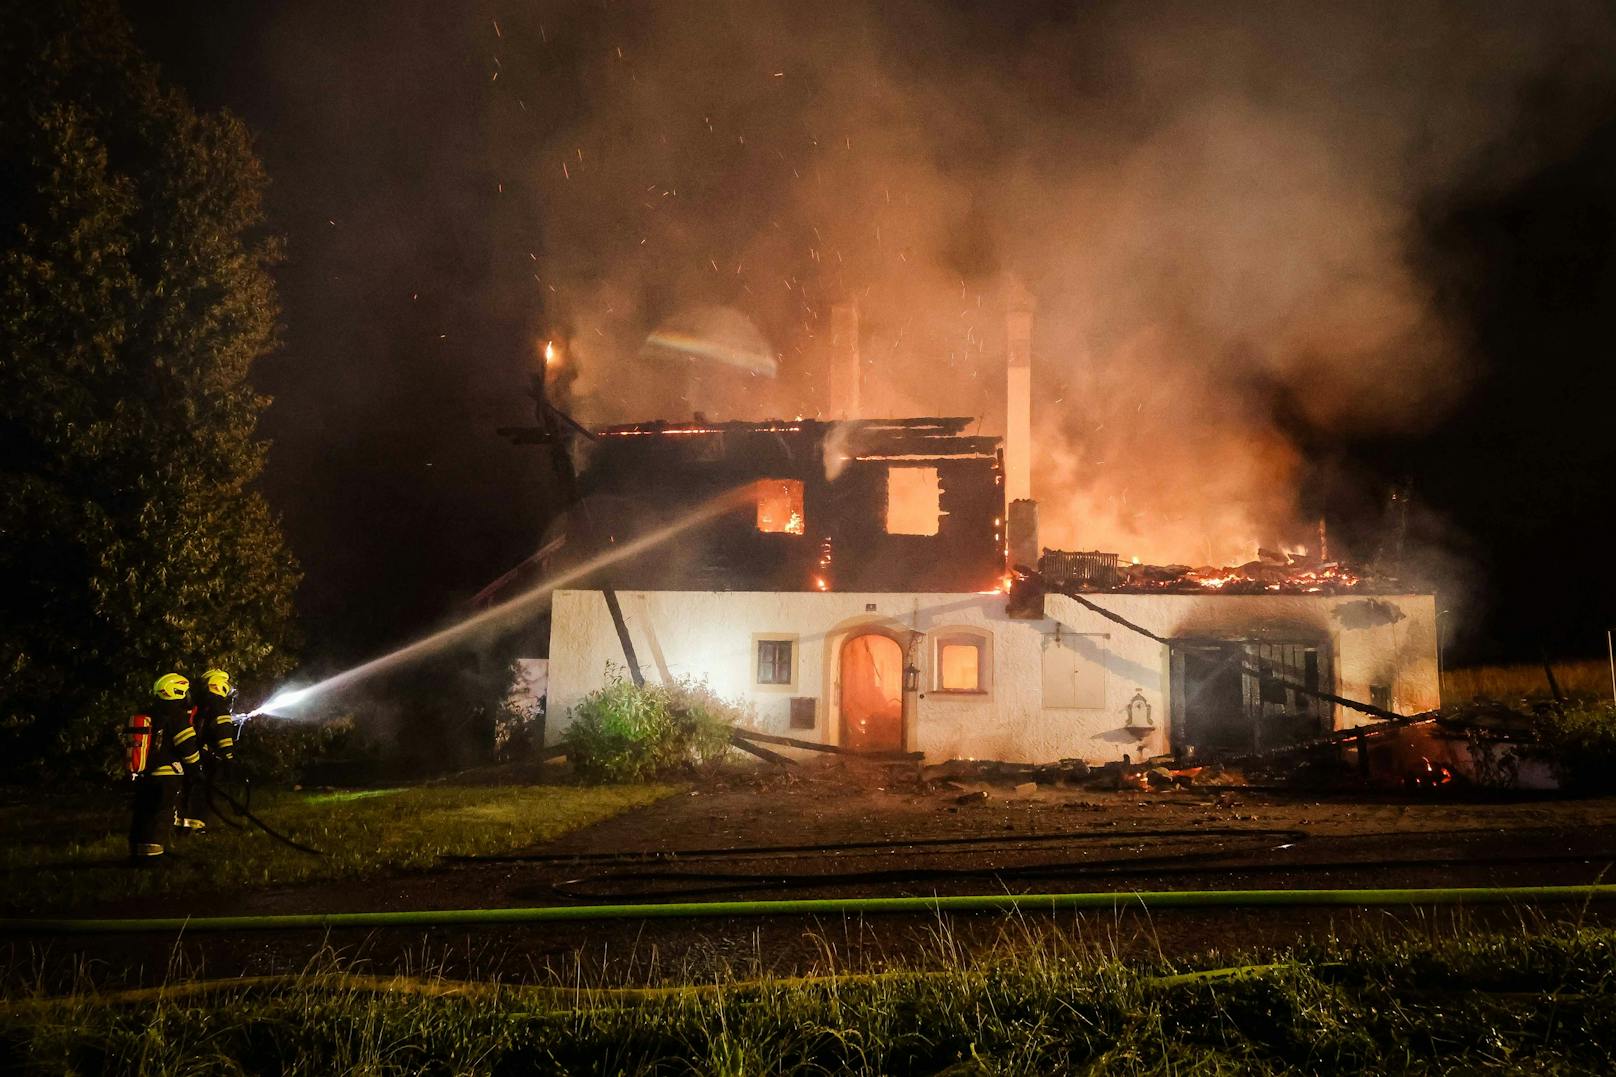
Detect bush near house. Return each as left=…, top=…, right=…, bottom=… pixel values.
left=566, top=670, right=744, bottom=783
left=233, top=714, right=362, bottom=786
left=1535, top=702, right=1616, bottom=794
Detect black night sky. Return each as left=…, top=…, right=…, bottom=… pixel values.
left=127, top=1, right=1616, bottom=669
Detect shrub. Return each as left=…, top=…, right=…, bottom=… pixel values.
left=495, top=659, right=548, bottom=762
left=645, top=677, right=751, bottom=767
left=566, top=668, right=742, bottom=782
left=1533, top=702, right=1616, bottom=794
left=235, top=714, right=357, bottom=786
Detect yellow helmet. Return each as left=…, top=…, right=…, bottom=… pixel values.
left=203, top=668, right=233, bottom=698
left=153, top=673, right=190, bottom=701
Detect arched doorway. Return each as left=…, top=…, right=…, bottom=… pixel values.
left=840, top=633, right=904, bottom=752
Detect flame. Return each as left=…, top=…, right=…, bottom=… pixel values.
left=1049, top=548, right=1370, bottom=595
left=544, top=340, right=557, bottom=366
left=754, top=479, right=805, bottom=534
left=1411, top=756, right=1454, bottom=789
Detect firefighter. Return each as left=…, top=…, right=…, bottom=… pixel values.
left=127, top=672, right=201, bottom=863
left=177, top=668, right=238, bottom=832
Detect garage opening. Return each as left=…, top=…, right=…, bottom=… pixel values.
left=1170, top=640, right=1332, bottom=755
left=840, top=633, right=904, bottom=752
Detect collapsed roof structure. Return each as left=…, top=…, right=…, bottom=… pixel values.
left=501, top=285, right=1439, bottom=766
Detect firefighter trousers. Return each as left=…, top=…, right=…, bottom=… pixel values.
left=179, top=754, right=230, bottom=829
left=129, top=773, right=179, bottom=861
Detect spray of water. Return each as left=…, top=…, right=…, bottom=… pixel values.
left=249, top=484, right=757, bottom=718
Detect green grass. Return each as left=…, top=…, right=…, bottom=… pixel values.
left=0, top=782, right=675, bottom=915
left=4, top=921, right=1615, bottom=1074
left=1445, top=659, right=1616, bottom=703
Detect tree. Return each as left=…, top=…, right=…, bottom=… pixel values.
left=0, top=1, right=299, bottom=776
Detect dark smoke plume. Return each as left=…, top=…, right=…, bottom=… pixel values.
left=486, top=0, right=1613, bottom=568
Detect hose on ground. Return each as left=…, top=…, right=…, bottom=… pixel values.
left=203, top=776, right=325, bottom=857
left=549, top=848, right=1615, bottom=901
left=4, top=883, right=1616, bottom=935
left=2, top=965, right=1326, bottom=1010
left=550, top=830, right=1310, bottom=899
left=445, top=827, right=1308, bottom=865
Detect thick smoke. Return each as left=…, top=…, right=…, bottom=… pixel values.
left=490, top=0, right=1615, bottom=566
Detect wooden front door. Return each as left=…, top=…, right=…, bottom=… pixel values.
left=840, top=633, right=904, bottom=752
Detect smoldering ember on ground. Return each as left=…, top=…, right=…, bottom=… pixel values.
left=7, top=2, right=1616, bottom=1073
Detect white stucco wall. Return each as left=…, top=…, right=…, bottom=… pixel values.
left=545, top=589, right=1439, bottom=764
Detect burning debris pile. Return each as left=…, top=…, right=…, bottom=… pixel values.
left=1039, top=547, right=1391, bottom=595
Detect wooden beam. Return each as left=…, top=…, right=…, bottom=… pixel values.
left=729, top=730, right=797, bottom=767
left=733, top=727, right=923, bottom=761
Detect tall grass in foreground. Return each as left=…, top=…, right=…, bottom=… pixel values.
left=5, top=918, right=1616, bottom=1075
left=1445, top=658, right=1616, bottom=703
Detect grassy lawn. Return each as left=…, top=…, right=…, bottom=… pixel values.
left=0, top=783, right=676, bottom=915
left=4, top=923, right=1614, bottom=1073
left=1446, top=658, right=1615, bottom=703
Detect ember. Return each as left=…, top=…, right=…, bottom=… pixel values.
left=1041, top=547, right=1378, bottom=595
left=1408, top=756, right=1456, bottom=790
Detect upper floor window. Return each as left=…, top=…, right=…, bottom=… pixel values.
left=755, top=479, right=805, bottom=534
left=886, top=466, right=940, bottom=536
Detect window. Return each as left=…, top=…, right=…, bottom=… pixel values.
left=932, top=631, right=989, bottom=694
left=1250, top=642, right=1333, bottom=724
left=756, top=638, right=795, bottom=685
left=886, top=466, right=940, bottom=535
left=755, top=479, right=804, bottom=534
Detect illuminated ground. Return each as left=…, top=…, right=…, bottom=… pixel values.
left=5, top=767, right=1615, bottom=993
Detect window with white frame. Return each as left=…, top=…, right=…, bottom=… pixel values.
left=932, top=630, right=989, bottom=693
left=754, top=636, right=797, bottom=688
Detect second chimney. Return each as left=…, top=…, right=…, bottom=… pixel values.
left=1004, top=279, right=1034, bottom=504
left=828, top=301, right=861, bottom=420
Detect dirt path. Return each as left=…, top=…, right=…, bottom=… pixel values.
left=7, top=774, right=1616, bottom=992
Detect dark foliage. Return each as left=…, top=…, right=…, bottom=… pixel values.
left=0, top=1, right=298, bottom=778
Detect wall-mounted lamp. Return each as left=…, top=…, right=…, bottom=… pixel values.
left=904, top=664, right=920, bottom=692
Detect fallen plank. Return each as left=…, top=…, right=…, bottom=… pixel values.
left=733, top=727, right=922, bottom=762
left=728, top=731, right=797, bottom=767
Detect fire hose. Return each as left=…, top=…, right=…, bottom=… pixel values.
left=186, top=713, right=325, bottom=857
left=540, top=827, right=1311, bottom=899
left=201, top=775, right=325, bottom=858
left=444, top=826, right=1305, bottom=865
left=447, top=826, right=1613, bottom=899
left=547, top=847, right=1614, bottom=901
left=4, top=883, right=1616, bottom=935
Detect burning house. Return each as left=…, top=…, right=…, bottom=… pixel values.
left=511, top=295, right=1440, bottom=766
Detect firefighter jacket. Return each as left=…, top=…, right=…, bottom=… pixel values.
left=130, top=697, right=202, bottom=778
left=193, top=691, right=236, bottom=761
